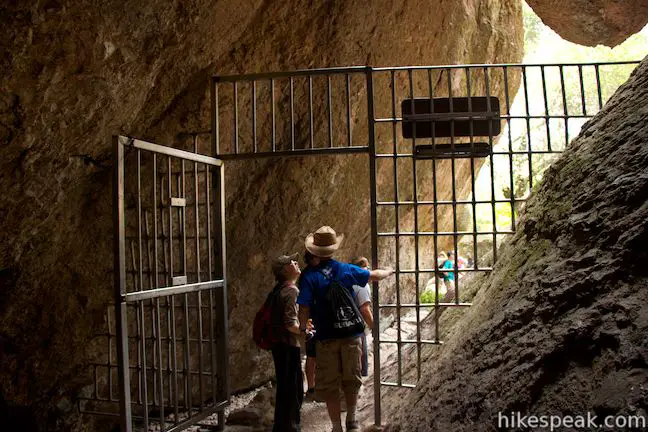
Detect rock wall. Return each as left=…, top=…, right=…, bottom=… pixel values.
left=526, top=0, right=648, bottom=47
left=386, top=56, right=648, bottom=431
left=1, top=1, right=523, bottom=430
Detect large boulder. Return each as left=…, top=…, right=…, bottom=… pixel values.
left=526, top=0, right=648, bottom=47
left=386, top=56, right=648, bottom=431
left=0, top=1, right=523, bottom=430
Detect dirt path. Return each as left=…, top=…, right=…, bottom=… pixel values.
left=300, top=400, right=333, bottom=432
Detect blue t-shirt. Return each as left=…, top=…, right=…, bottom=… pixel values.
left=297, top=259, right=370, bottom=340
left=441, top=259, right=455, bottom=281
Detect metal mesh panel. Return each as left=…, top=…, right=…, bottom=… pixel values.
left=82, top=136, right=228, bottom=432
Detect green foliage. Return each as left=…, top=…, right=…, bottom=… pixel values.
left=420, top=290, right=438, bottom=304
left=522, top=2, right=543, bottom=52
left=472, top=3, right=646, bottom=235
left=420, top=290, right=432, bottom=304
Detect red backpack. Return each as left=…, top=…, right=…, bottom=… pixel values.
left=252, top=284, right=283, bottom=350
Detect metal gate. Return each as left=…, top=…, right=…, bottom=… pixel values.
left=81, top=136, right=229, bottom=431
left=209, top=60, right=639, bottom=427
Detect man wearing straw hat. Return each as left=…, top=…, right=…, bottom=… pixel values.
left=297, top=226, right=394, bottom=432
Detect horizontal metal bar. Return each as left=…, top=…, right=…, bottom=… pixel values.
left=379, top=302, right=473, bottom=308
left=387, top=268, right=493, bottom=274
left=170, top=198, right=186, bottom=207
left=213, top=61, right=639, bottom=83
left=217, top=146, right=369, bottom=160
left=377, top=198, right=524, bottom=206
left=372, top=60, right=640, bottom=72
left=80, top=400, right=229, bottom=426
left=124, top=280, right=224, bottom=302
left=376, top=114, right=595, bottom=123
left=377, top=230, right=515, bottom=236
left=214, top=66, right=367, bottom=82
left=166, top=400, right=228, bottom=432
left=87, top=363, right=218, bottom=376
left=375, top=150, right=563, bottom=158
left=380, top=381, right=417, bottom=388
left=78, top=408, right=121, bottom=417
left=378, top=339, right=444, bottom=345
left=119, top=136, right=223, bottom=166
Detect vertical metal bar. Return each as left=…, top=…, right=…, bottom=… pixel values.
left=168, top=157, right=174, bottom=282
left=427, top=69, right=440, bottom=343
left=113, top=136, right=133, bottom=432
left=578, top=65, right=587, bottom=116
left=130, top=241, right=142, bottom=406
left=309, top=75, right=314, bottom=149
left=211, top=78, right=219, bottom=155
left=136, top=150, right=148, bottom=422
left=522, top=66, right=534, bottom=192
left=206, top=164, right=217, bottom=404
left=465, top=68, right=478, bottom=274
left=233, top=82, right=239, bottom=154
left=107, top=305, right=114, bottom=401
left=346, top=73, right=352, bottom=147
left=366, top=67, right=381, bottom=428
left=540, top=66, right=552, bottom=152
left=485, top=67, right=497, bottom=264
left=143, top=213, right=157, bottom=408
left=180, top=165, right=187, bottom=276
left=447, top=70, right=460, bottom=302
left=161, top=174, right=173, bottom=414
left=252, top=80, right=257, bottom=153
left=559, top=65, right=569, bottom=146
left=407, top=69, right=422, bottom=381
left=138, top=300, right=149, bottom=426
left=290, top=77, right=295, bottom=151
left=180, top=162, right=192, bottom=415
left=194, top=140, right=205, bottom=410
left=327, top=75, right=333, bottom=148
left=137, top=151, right=144, bottom=294
left=215, top=163, right=229, bottom=429
left=167, top=156, right=180, bottom=424
left=152, top=154, right=165, bottom=426
left=594, top=65, right=603, bottom=110
left=391, top=71, right=402, bottom=386
left=503, top=67, right=517, bottom=233
left=271, top=79, right=276, bottom=152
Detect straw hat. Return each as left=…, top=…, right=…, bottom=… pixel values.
left=304, top=226, right=345, bottom=258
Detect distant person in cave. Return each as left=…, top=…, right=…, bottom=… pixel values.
left=297, top=226, right=394, bottom=432
left=441, top=251, right=456, bottom=302
left=350, top=256, right=373, bottom=378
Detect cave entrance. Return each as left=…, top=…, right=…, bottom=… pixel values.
left=210, top=61, right=637, bottom=426
left=88, top=60, right=639, bottom=431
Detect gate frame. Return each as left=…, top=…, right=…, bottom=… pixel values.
left=113, top=135, right=230, bottom=432
left=209, top=60, right=641, bottom=428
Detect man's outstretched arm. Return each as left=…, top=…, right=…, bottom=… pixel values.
left=368, top=267, right=394, bottom=282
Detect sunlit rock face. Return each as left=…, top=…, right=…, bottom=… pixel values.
left=385, top=56, right=648, bottom=432
left=527, top=0, right=648, bottom=47
left=0, top=1, right=524, bottom=430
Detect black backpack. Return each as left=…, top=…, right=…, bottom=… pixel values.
left=316, top=268, right=365, bottom=339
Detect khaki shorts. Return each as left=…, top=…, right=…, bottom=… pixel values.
left=315, top=336, right=362, bottom=401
